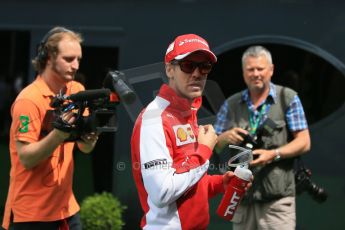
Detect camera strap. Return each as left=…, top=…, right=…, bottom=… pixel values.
left=295, top=156, right=305, bottom=169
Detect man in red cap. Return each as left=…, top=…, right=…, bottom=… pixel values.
left=131, top=34, right=251, bottom=229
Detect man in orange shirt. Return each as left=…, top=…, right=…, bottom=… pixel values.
left=2, top=27, right=99, bottom=230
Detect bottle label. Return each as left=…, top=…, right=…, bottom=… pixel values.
left=216, top=177, right=248, bottom=221
left=223, top=191, right=241, bottom=216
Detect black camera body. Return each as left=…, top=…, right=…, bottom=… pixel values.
left=239, top=133, right=262, bottom=150
left=239, top=118, right=277, bottom=150
left=295, top=165, right=328, bottom=203
left=50, top=88, right=117, bottom=141
left=49, top=70, right=135, bottom=141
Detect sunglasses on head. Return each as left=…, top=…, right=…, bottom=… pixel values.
left=171, top=60, right=214, bottom=74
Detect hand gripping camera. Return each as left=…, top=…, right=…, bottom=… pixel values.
left=48, top=70, right=136, bottom=141
left=239, top=118, right=277, bottom=150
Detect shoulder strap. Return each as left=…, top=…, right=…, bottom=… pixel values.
left=277, top=85, right=297, bottom=113
left=280, top=86, right=288, bottom=112
left=278, top=85, right=302, bottom=160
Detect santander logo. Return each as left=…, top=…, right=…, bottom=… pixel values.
left=178, top=38, right=209, bottom=47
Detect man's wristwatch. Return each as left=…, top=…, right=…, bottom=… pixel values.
left=273, top=149, right=281, bottom=161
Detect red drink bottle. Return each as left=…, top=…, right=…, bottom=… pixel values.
left=216, top=166, right=252, bottom=221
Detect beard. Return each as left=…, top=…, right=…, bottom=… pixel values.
left=51, top=60, right=75, bottom=82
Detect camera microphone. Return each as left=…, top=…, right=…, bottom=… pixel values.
left=67, top=89, right=111, bottom=102
left=103, top=70, right=136, bottom=104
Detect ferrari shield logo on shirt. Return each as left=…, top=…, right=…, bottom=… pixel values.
left=173, top=124, right=196, bottom=146
left=19, top=115, right=29, bottom=133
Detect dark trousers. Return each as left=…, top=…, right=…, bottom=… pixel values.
left=8, top=212, right=82, bottom=230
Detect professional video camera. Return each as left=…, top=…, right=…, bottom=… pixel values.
left=294, top=159, right=328, bottom=203
left=49, top=70, right=136, bottom=141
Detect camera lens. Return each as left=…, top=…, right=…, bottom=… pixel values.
left=308, top=183, right=328, bottom=203
left=295, top=168, right=328, bottom=203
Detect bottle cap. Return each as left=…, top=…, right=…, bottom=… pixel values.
left=234, top=166, right=252, bottom=181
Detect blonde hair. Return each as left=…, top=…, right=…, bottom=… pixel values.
left=32, top=27, right=83, bottom=73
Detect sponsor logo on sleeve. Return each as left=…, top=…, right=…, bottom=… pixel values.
left=144, top=158, right=168, bottom=169
left=173, top=124, right=196, bottom=146
left=19, top=115, right=29, bottom=133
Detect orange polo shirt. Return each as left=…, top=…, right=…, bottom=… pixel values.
left=2, top=76, right=85, bottom=229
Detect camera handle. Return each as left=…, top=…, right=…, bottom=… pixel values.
left=52, top=101, right=86, bottom=136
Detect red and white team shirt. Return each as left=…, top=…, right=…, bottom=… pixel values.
left=131, top=84, right=224, bottom=230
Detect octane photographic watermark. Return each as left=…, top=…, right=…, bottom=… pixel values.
left=116, top=161, right=126, bottom=171
left=115, top=161, right=230, bottom=173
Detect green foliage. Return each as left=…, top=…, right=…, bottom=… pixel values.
left=80, top=192, right=126, bottom=230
